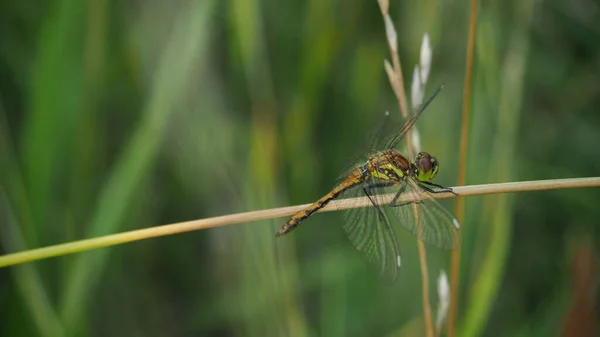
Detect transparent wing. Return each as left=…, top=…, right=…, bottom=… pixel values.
left=383, top=84, right=444, bottom=150
left=335, top=176, right=402, bottom=283
left=336, top=112, right=392, bottom=181
left=385, top=177, right=460, bottom=249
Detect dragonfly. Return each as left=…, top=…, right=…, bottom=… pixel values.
left=276, top=84, right=460, bottom=282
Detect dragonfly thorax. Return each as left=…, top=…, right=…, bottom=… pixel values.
left=365, top=150, right=411, bottom=182
left=363, top=150, right=440, bottom=183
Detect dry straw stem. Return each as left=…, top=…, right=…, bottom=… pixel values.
left=378, top=1, right=434, bottom=334
left=0, top=177, right=597, bottom=269
left=449, top=0, right=479, bottom=334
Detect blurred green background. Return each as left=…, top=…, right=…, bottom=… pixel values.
left=1, top=0, right=599, bottom=336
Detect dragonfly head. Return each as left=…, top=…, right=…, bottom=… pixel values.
left=414, top=152, right=439, bottom=181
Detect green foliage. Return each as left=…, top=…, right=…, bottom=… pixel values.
left=0, top=0, right=598, bottom=336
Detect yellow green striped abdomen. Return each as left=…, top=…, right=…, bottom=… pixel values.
left=276, top=172, right=362, bottom=237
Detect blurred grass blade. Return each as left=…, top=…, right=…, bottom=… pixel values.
left=448, top=0, right=478, bottom=333
left=283, top=0, right=337, bottom=194
left=59, top=0, right=217, bottom=331
left=0, top=107, right=63, bottom=337
left=66, top=0, right=109, bottom=243
left=0, top=199, right=64, bottom=337
left=229, top=0, right=308, bottom=333
left=461, top=1, right=537, bottom=335
left=20, top=0, right=85, bottom=248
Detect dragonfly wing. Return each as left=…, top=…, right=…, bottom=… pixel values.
left=336, top=177, right=402, bottom=283
left=384, top=84, right=444, bottom=150
left=387, top=178, right=460, bottom=249
left=336, top=112, right=392, bottom=181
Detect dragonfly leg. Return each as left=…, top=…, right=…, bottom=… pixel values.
left=389, top=183, right=422, bottom=207
left=363, top=182, right=395, bottom=219
left=363, top=183, right=403, bottom=272
left=364, top=181, right=397, bottom=190
left=418, top=181, right=458, bottom=196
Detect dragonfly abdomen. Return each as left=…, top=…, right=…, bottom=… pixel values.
left=276, top=176, right=361, bottom=237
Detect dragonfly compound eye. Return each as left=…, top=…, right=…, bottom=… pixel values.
left=416, top=152, right=438, bottom=181
left=430, top=157, right=439, bottom=179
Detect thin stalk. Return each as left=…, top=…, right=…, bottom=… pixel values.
left=377, top=1, right=434, bottom=334
left=448, top=0, right=478, bottom=335
left=0, top=177, right=597, bottom=268
left=417, top=221, right=433, bottom=337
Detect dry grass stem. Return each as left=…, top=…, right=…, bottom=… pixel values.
left=378, top=2, right=433, bottom=334
left=0, top=177, right=598, bottom=269
left=378, top=8, right=409, bottom=118
left=417, top=229, right=434, bottom=337
left=449, top=0, right=479, bottom=334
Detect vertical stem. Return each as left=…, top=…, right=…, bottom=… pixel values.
left=389, top=23, right=435, bottom=337
left=389, top=31, right=435, bottom=337
left=448, top=0, right=478, bottom=335
left=378, top=2, right=434, bottom=335
left=418, top=225, right=434, bottom=337
left=390, top=55, right=410, bottom=118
